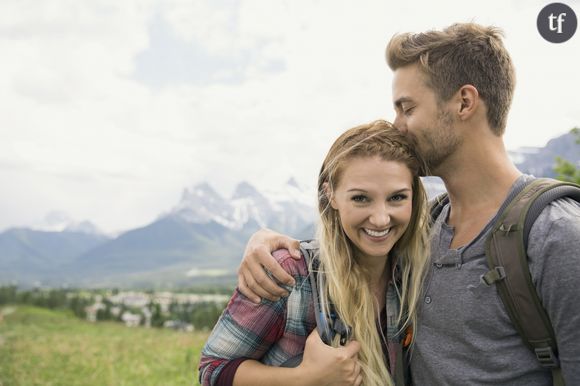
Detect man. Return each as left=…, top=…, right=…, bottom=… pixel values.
left=236, top=23, right=580, bottom=385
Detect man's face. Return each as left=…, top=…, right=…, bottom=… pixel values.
left=392, top=64, right=461, bottom=173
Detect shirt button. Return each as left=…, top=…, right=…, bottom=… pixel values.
left=425, top=296, right=432, bottom=304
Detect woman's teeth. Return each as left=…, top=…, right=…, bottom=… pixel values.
left=363, top=228, right=390, bottom=237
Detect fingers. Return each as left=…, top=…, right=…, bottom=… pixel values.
left=242, top=229, right=297, bottom=288
left=237, top=269, right=261, bottom=303
left=302, top=330, right=362, bottom=386
left=346, top=357, right=361, bottom=386
left=340, top=350, right=361, bottom=386
left=260, top=227, right=301, bottom=260
left=353, top=373, right=363, bottom=386
left=261, top=249, right=296, bottom=287
left=343, top=339, right=361, bottom=358
left=273, top=236, right=301, bottom=260
left=238, top=228, right=296, bottom=302
left=238, top=255, right=287, bottom=302
left=264, top=234, right=300, bottom=284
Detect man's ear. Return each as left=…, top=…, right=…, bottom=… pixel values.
left=322, top=182, right=338, bottom=210
left=456, top=84, right=479, bottom=120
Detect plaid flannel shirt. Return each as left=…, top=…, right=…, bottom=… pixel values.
left=198, top=241, right=403, bottom=386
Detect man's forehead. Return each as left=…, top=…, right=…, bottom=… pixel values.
left=392, top=65, right=429, bottom=102
left=393, top=65, right=422, bottom=88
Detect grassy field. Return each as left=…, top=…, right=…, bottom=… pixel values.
left=0, top=305, right=210, bottom=386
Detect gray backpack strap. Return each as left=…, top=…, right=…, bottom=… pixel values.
left=483, top=178, right=580, bottom=386
left=301, top=240, right=351, bottom=346
left=280, top=240, right=351, bottom=368
left=429, top=193, right=449, bottom=225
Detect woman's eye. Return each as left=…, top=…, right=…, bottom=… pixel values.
left=390, top=194, right=408, bottom=202
left=403, top=107, right=414, bottom=116
left=352, top=195, right=369, bottom=203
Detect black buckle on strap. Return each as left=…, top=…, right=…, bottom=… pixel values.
left=535, top=347, right=560, bottom=368
left=480, top=266, right=506, bottom=286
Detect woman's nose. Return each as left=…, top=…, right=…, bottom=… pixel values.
left=369, top=208, right=390, bottom=227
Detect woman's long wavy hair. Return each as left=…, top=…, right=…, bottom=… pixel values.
left=316, top=120, right=430, bottom=386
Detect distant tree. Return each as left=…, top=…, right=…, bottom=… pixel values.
left=0, top=286, right=17, bottom=305
left=190, top=302, right=225, bottom=330
left=150, top=302, right=164, bottom=328
left=96, top=303, right=113, bottom=321
left=46, top=289, right=67, bottom=309
left=96, top=299, right=115, bottom=321
left=168, top=300, right=179, bottom=315
left=17, top=290, right=32, bottom=304
left=554, top=127, right=580, bottom=184
left=68, top=295, right=91, bottom=319
left=178, top=302, right=193, bottom=323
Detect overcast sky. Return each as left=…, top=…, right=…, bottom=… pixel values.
left=1, top=0, right=579, bottom=234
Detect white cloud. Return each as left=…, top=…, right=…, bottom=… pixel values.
left=0, top=0, right=578, bottom=233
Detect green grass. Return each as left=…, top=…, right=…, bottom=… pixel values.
left=0, top=306, right=210, bottom=386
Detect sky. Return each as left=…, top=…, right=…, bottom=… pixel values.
left=1, top=0, right=579, bottom=234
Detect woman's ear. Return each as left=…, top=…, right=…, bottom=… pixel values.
left=323, top=182, right=338, bottom=210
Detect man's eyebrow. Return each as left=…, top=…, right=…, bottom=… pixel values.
left=394, top=96, right=413, bottom=108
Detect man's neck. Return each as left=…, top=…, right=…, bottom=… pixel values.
left=436, top=135, right=521, bottom=247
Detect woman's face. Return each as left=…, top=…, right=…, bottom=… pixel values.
left=330, top=156, right=414, bottom=261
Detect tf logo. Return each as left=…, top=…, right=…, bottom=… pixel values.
left=537, top=3, right=577, bottom=43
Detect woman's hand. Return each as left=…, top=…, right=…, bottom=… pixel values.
left=297, top=330, right=363, bottom=386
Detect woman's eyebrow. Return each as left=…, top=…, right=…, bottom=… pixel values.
left=346, top=187, right=412, bottom=194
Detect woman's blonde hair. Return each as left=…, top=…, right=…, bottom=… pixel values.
left=316, top=120, right=430, bottom=386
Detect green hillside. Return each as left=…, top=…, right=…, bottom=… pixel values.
left=0, top=306, right=209, bottom=386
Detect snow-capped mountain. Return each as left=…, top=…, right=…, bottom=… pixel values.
left=170, top=182, right=236, bottom=228
left=31, top=210, right=104, bottom=235
left=230, top=181, right=273, bottom=228
left=169, top=178, right=317, bottom=237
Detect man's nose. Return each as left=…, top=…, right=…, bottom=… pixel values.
left=393, top=113, right=407, bottom=133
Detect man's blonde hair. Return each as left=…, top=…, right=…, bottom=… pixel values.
left=386, top=23, right=516, bottom=135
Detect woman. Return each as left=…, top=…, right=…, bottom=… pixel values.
left=199, top=120, right=430, bottom=386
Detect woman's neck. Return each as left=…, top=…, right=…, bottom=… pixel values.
left=356, top=252, right=391, bottom=311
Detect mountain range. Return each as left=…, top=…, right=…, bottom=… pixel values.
left=0, top=178, right=317, bottom=288
left=1, top=131, right=578, bottom=288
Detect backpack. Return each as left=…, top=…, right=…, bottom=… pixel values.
left=430, top=178, right=580, bottom=386
left=281, top=240, right=408, bottom=385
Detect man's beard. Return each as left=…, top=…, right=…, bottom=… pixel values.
left=414, top=110, right=461, bottom=174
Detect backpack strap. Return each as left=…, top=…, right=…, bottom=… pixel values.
left=483, top=178, right=580, bottom=386
left=279, top=240, right=351, bottom=368
left=429, top=193, right=449, bottom=225
left=301, top=240, right=351, bottom=346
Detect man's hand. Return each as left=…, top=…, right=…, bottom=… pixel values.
left=297, top=330, right=362, bottom=386
left=238, top=228, right=301, bottom=303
